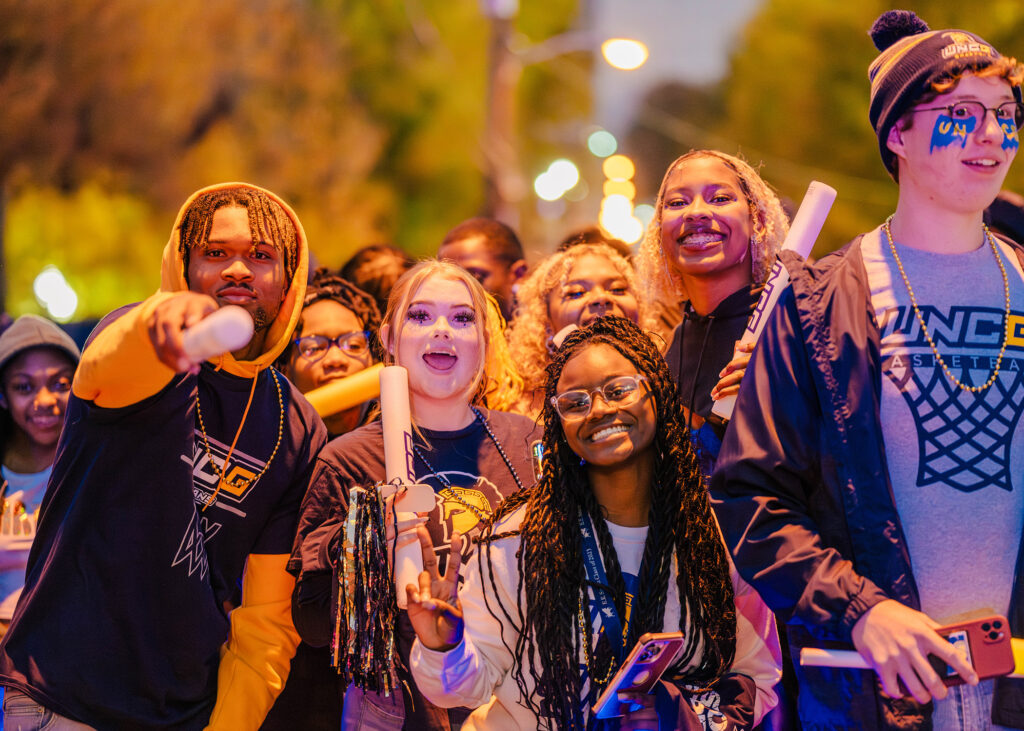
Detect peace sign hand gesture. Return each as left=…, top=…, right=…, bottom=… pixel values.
left=406, top=527, right=465, bottom=652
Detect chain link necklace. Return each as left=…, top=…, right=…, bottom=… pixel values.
left=577, top=591, right=628, bottom=686
left=196, top=367, right=285, bottom=509
left=411, top=406, right=525, bottom=523
left=882, top=216, right=1011, bottom=394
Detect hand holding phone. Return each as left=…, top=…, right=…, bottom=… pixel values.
left=928, top=615, right=1013, bottom=686
left=593, top=631, right=686, bottom=719
left=852, top=599, right=978, bottom=703
left=807, top=610, right=1012, bottom=701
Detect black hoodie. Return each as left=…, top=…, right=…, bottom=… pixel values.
left=664, top=285, right=760, bottom=463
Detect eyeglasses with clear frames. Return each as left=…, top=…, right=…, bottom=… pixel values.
left=551, top=375, right=648, bottom=421
left=910, top=100, right=1024, bottom=131
left=293, top=332, right=371, bottom=363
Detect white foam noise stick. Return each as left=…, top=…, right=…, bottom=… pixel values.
left=380, top=365, right=423, bottom=608
left=710, top=181, right=838, bottom=423
left=380, top=366, right=415, bottom=485
left=799, top=647, right=870, bottom=669
left=800, top=645, right=1024, bottom=679
left=182, top=306, right=255, bottom=364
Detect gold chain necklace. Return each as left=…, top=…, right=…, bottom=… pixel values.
left=196, top=367, right=285, bottom=509
left=577, top=590, right=629, bottom=686
left=882, top=216, right=1011, bottom=393
left=410, top=406, right=526, bottom=524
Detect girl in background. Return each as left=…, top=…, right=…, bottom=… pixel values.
left=264, top=270, right=382, bottom=730
left=637, top=150, right=787, bottom=463
left=507, top=243, right=653, bottom=417
left=0, top=315, right=80, bottom=631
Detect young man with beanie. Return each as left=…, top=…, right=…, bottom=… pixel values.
left=0, top=184, right=327, bottom=730
left=711, top=11, right=1024, bottom=729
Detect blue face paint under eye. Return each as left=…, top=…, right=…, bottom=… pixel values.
left=929, top=114, right=977, bottom=153
left=1000, top=119, right=1020, bottom=151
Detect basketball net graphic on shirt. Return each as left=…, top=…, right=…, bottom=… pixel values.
left=879, top=305, right=1024, bottom=493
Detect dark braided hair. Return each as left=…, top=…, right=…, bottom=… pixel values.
left=179, top=186, right=299, bottom=284
left=483, top=316, right=737, bottom=728
left=276, top=268, right=384, bottom=367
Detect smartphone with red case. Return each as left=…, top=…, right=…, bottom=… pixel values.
left=929, top=615, right=1014, bottom=686
left=593, top=631, right=686, bottom=719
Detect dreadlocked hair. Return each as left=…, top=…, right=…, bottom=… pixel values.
left=482, top=316, right=737, bottom=728
left=179, top=186, right=300, bottom=284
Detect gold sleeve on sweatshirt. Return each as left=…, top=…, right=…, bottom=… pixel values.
left=205, top=553, right=301, bottom=731
left=72, top=292, right=180, bottom=409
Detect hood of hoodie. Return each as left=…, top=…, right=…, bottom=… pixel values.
left=158, top=182, right=309, bottom=379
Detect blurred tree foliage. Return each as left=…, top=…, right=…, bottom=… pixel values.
left=626, top=0, right=1024, bottom=256
left=0, top=0, right=580, bottom=318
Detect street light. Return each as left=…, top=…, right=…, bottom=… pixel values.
left=33, top=266, right=78, bottom=321
left=479, top=2, right=647, bottom=227
left=601, top=39, right=649, bottom=71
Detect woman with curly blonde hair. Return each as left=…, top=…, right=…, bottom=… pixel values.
left=636, top=150, right=788, bottom=461
left=507, top=243, right=655, bottom=417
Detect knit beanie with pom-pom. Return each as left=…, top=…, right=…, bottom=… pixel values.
left=867, top=9, right=1019, bottom=177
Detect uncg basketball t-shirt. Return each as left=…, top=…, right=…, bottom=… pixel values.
left=863, top=231, right=1024, bottom=625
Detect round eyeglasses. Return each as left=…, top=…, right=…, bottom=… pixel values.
left=293, top=332, right=371, bottom=363
left=911, top=100, right=1024, bottom=130
left=551, top=375, right=648, bottom=421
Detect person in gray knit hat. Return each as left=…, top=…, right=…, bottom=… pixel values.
left=711, top=9, right=1024, bottom=729
left=0, top=315, right=80, bottom=633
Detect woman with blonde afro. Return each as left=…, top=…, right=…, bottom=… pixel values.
left=507, top=242, right=656, bottom=417
left=636, top=150, right=788, bottom=464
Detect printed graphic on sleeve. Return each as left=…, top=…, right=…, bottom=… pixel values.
left=687, top=687, right=729, bottom=731
left=879, top=306, right=1024, bottom=493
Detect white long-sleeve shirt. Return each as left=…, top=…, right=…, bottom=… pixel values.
left=411, top=506, right=782, bottom=729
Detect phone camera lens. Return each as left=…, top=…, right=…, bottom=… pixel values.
left=982, top=623, right=991, bottom=631
left=989, top=631, right=1000, bottom=641
left=994, top=620, right=1003, bottom=629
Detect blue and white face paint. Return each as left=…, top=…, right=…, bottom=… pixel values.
left=930, top=114, right=977, bottom=153
left=999, top=118, right=1020, bottom=151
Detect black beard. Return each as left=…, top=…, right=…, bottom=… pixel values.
left=253, top=308, right=270, bottom=331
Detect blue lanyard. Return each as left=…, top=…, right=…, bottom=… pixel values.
left=578, top=511, right=636, bottom=662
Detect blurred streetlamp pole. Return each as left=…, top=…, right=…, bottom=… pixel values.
left=479, top=0, right=646, bottom=228
left=481, top=0, right=523, bottom=227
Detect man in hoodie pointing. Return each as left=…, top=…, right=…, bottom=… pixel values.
left=0, top=183, right=327, bottom=730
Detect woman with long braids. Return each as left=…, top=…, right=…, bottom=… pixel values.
left=407, top=316, right=780, bottom=729
left=289, top=260, right=533, bottom=730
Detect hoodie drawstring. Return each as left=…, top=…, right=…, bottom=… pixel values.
left=682, top=311, right=715, bottom=432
